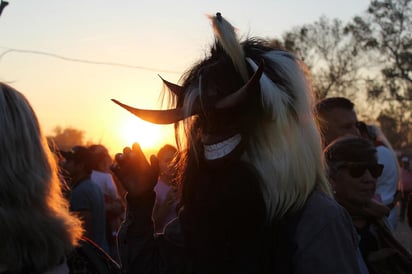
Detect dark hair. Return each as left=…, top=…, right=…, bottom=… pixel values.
left=315, top=97, right=354, bottom=116
left=157, top=144, right=177, bottom=159
left=62, top=146, right=94, bottom=173
left=324, top=136, right=377, bottom=176
left=88, top=144, right=111, bottom=170
left=89, top=144, right=109, bottom=155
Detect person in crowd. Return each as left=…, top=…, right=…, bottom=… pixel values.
left=314, top=96, right=360, bottom=147
left=89, top=144, right=127, bottom=203
left=315, top=99, right=399, bottom=231
left=62, top=145, right=109, bottom=253
left=89, top=144, right=124, bottom=261
left=152, top=144, right=179, bottom=233
left=324, top=136, right=412, bottom=273
left=89, top=144, right=121, bottom=202
left=399, top=156, right=412, bottom=223
left=357, top=122, right=400, bottom=231
left=0, top=82, right=120, bottom=273
left=111, top=13, right=363, bottom=273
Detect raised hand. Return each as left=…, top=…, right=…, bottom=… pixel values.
left=111, top=143, right=159, bottom=198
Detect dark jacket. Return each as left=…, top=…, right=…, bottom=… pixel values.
left=118, top=161, right=362, bottom=274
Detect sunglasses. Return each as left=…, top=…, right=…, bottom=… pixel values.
left=339, top=163, right=384, bottom=178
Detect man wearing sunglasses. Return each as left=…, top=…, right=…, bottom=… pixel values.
left=315, top=98, right=399, bottom=231
left=324, top=136, right=412, bottom=273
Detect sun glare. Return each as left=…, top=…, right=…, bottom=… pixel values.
left=121, top=117, right=163, bottom=150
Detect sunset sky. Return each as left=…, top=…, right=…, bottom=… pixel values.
left=0, top=0, right=369, bottom=156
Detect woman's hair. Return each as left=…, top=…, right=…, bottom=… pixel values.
left=88, top=144, right=113, bottom=172
left=0, top=83, right=83, bottom=272
left=324, top=136, right=377, bottom=178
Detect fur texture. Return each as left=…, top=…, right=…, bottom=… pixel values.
left=0, top=83, right=83, bottom=272
left=171, top=15, right=331, bottom=219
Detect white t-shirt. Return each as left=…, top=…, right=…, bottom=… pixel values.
left=375, top=145, right=398, bottom=206
left=91, top=170, right=119, bottom=200
left=375, top=145, right=399, bottom=231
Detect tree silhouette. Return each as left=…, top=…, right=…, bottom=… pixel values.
left=47, top=126, right=85, bottom=151
left=274, top=0, right=412, bottom=153
left=346, top=0, right=412, bottom=152
left=281, top=16, right=364, bottom=100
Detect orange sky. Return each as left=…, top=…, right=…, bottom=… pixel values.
left=0, top=1, right=369, bottom=157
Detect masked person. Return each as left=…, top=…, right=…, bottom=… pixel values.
left=112, top=13, right=363, bottom=274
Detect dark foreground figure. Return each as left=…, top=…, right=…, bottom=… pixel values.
left=112, top=13, right=363, bottom=274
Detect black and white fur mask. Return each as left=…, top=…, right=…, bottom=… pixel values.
left=112, top=13, right=331, bottom=219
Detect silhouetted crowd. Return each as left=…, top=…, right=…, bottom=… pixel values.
left=1, top=12, right=412, bottom=274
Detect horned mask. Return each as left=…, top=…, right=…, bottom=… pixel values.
left=112, top=13, right=266, bottom=128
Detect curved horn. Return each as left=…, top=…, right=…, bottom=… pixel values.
left=158, top=75, right=184, bottom=97
left=111, top=99, right=194, bottom=124
left=215, top=60, right=264, bottom=109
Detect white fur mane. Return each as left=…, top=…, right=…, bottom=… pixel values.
left=245, top=52, right=331, bottom=218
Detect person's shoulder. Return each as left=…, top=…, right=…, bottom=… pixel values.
left=75, top=179, right=104, bottom=196
left=294, top=190, right=357, bottom=252
left=304, top=190, right=343, bottom=215
left=77, top=178, right=100, bottom=189
left=97, top=172, right=116, bottom=187
left=375, top=144, right=390, bottom=153
left=375, top=145, right=396, bottom=163
left=91, top=170, right=111, bottom=182
left=298, top=190, right=351, bottom=233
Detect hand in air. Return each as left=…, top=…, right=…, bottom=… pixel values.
left=111, top=143, right=159, bottom=198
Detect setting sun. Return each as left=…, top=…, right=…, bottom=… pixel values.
left=121, top=117, right=163, bottom=150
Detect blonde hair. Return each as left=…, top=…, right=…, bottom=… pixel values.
left=209, top=14, right=332, bottom=218
left=172, top=43, right=331, bottom=219
left=0, top=83, right=83, bottom=272
left=162, top=13, right=332, bottom=220
left=244, top=52, right=332, bottom=218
